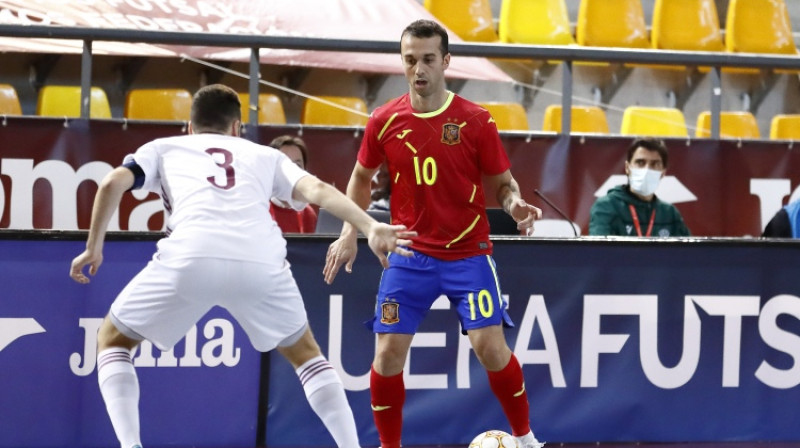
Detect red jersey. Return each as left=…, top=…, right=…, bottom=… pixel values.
left=270, top=203, right=318, bottom=233
left=358, top=92, right=511, bottom=260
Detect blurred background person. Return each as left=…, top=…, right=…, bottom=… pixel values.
left=368, top=162, right=391, bottom=212
left=589, top=138, right=690, bottom=237
left=270, top=135, right=319, bottom=233
left=762, top=199, right=800, bottom=237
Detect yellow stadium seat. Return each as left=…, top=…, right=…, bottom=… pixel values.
left=726, top=0, right=796, bottom=55
left=725, top=0, right=797, bottom=74
left=769, top=114, right=800, bottom=140
left=499, top=0, right=575, bottom=46
left=37, top=85, right=111, bottom=118
left=239, top=93, right=286, bottom=124
left=620, top=106, right=689, bottom=137
left=652, top=0, right=724, bottom=52
left=542, top=105, right=609, bottom=133
left=0, top=84, right=22, bottom=115
left=424, top=0, right=498, bottom=42
left=695, top=111, right=760, bottom=139
left=125, top=88, right=192, bottom=121
left=301, top=96, right=368, bottom=127
left=478, top=102, right=529, bottom=131
left=576, top=0, right=649, bottom=49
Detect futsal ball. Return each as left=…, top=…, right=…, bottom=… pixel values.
left=469, top=430, right=518, bottom=448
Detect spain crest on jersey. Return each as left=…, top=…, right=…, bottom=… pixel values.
left=441, top=123, right=461, bottom=145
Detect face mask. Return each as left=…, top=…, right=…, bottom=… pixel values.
left=628, top=168, right=662, bottom=197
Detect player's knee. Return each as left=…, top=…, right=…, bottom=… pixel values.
left=97, top=316, right=138, bottom=352
left=373, top=350, right=406, bottom=375
left=277, top=329, right=322, bottom=367
left=474, top=345, right=511, bottom=372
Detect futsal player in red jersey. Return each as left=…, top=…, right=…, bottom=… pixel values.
left=323, top=19, right=545, bottom=448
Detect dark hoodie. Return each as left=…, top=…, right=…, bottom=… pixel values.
left=589, top=184, right=690, bottom=237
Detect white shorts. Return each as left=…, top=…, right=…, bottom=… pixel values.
left=109, top=255, right=307, bottom=352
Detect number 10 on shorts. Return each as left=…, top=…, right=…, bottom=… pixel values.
left=468, top=290, right=494, bottom=320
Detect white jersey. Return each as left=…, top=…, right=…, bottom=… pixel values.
left=124, top=133, right=309, bottom=265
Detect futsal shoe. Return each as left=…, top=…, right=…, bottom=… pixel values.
left=514, top=431, right=545, bottom=448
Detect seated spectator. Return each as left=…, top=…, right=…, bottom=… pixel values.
left=269, top=135, right=318, bottom=233
left=762, top=199, right=800, bottom=238
left=589, top=138, right=690, bottom=237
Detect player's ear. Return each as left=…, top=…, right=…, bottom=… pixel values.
left=442, top=53, right=450, bottom=70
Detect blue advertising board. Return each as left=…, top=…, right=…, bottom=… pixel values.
left=0, top=234, right=262, bottom=448
left=1, top=233, right=799, bottom=447
left=272, top=237, right=800, bottom=446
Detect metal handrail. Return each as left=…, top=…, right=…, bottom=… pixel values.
left=3, top=24, right=800, bottom=137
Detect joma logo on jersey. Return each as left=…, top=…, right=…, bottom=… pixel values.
left=441, top=123, right=461, bottom=145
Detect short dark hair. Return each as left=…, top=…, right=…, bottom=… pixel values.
left=269, top=134, right=309, bottom=167
left=190, top=84, right=241, bottom=133
left=402, top=19, right=449, bottom=56
left=626, top=138, right=669, bottom=168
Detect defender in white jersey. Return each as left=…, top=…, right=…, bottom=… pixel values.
left=69, top=84, right=414, bottom=448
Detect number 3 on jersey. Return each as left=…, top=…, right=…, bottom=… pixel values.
left=206, top=148, right=236, bottom=190
left=413, top=156, right=437, bottom=185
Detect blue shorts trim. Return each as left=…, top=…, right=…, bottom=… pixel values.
left=364, top=251, right=514, bottom=335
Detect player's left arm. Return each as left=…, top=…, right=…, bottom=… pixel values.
left=486, top=170, right=541, bottom=234
left=70, top=166, right=135, bottom=284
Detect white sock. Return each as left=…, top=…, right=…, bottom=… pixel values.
left=296, top=355, right=360, bottom=448
left=97, top=348, right=141, bottom=448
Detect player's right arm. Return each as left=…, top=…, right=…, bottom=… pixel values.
left=322, top=161, right=378, bottom=284
left=291, top=171, right=413, bottom=283
left=70, top=166, right=135, bottom=284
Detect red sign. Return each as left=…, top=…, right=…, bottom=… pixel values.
left=1, top=117, right=798, bottom=236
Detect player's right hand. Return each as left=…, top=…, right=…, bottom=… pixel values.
left=70, top=250, right=103, bottom=284
left=323, top=235, right=358, bottom=284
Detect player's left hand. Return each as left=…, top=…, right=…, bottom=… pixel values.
left=70, top=249, right=103, bottom=284
left=508, top=198, right=542, bottom=236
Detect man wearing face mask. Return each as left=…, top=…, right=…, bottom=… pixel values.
left=589, top=138, right=690, bottom=237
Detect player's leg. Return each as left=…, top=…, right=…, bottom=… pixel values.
left=276, top=326, right=361, bottom=448
left=468, top=326, right=541, bottom=447
left=96, top=316, right=143, bottom=448
left=470, top=326, right=543, bottom=447
left=371, top=333, right=413, bottom=448
left=450, top=255, right=543, bottom=448
left=368, top=251, right=439, bottom=448
left=98, top=256, right=216, bottom=448
left=226, top=260, right=359, bottom=448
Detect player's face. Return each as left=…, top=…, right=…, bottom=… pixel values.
left=280, top=144, right=305, bottom=170
left=400, top=34, right=450, bottom=98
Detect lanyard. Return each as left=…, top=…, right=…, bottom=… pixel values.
left=629, top=204, right=655, bottom=237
